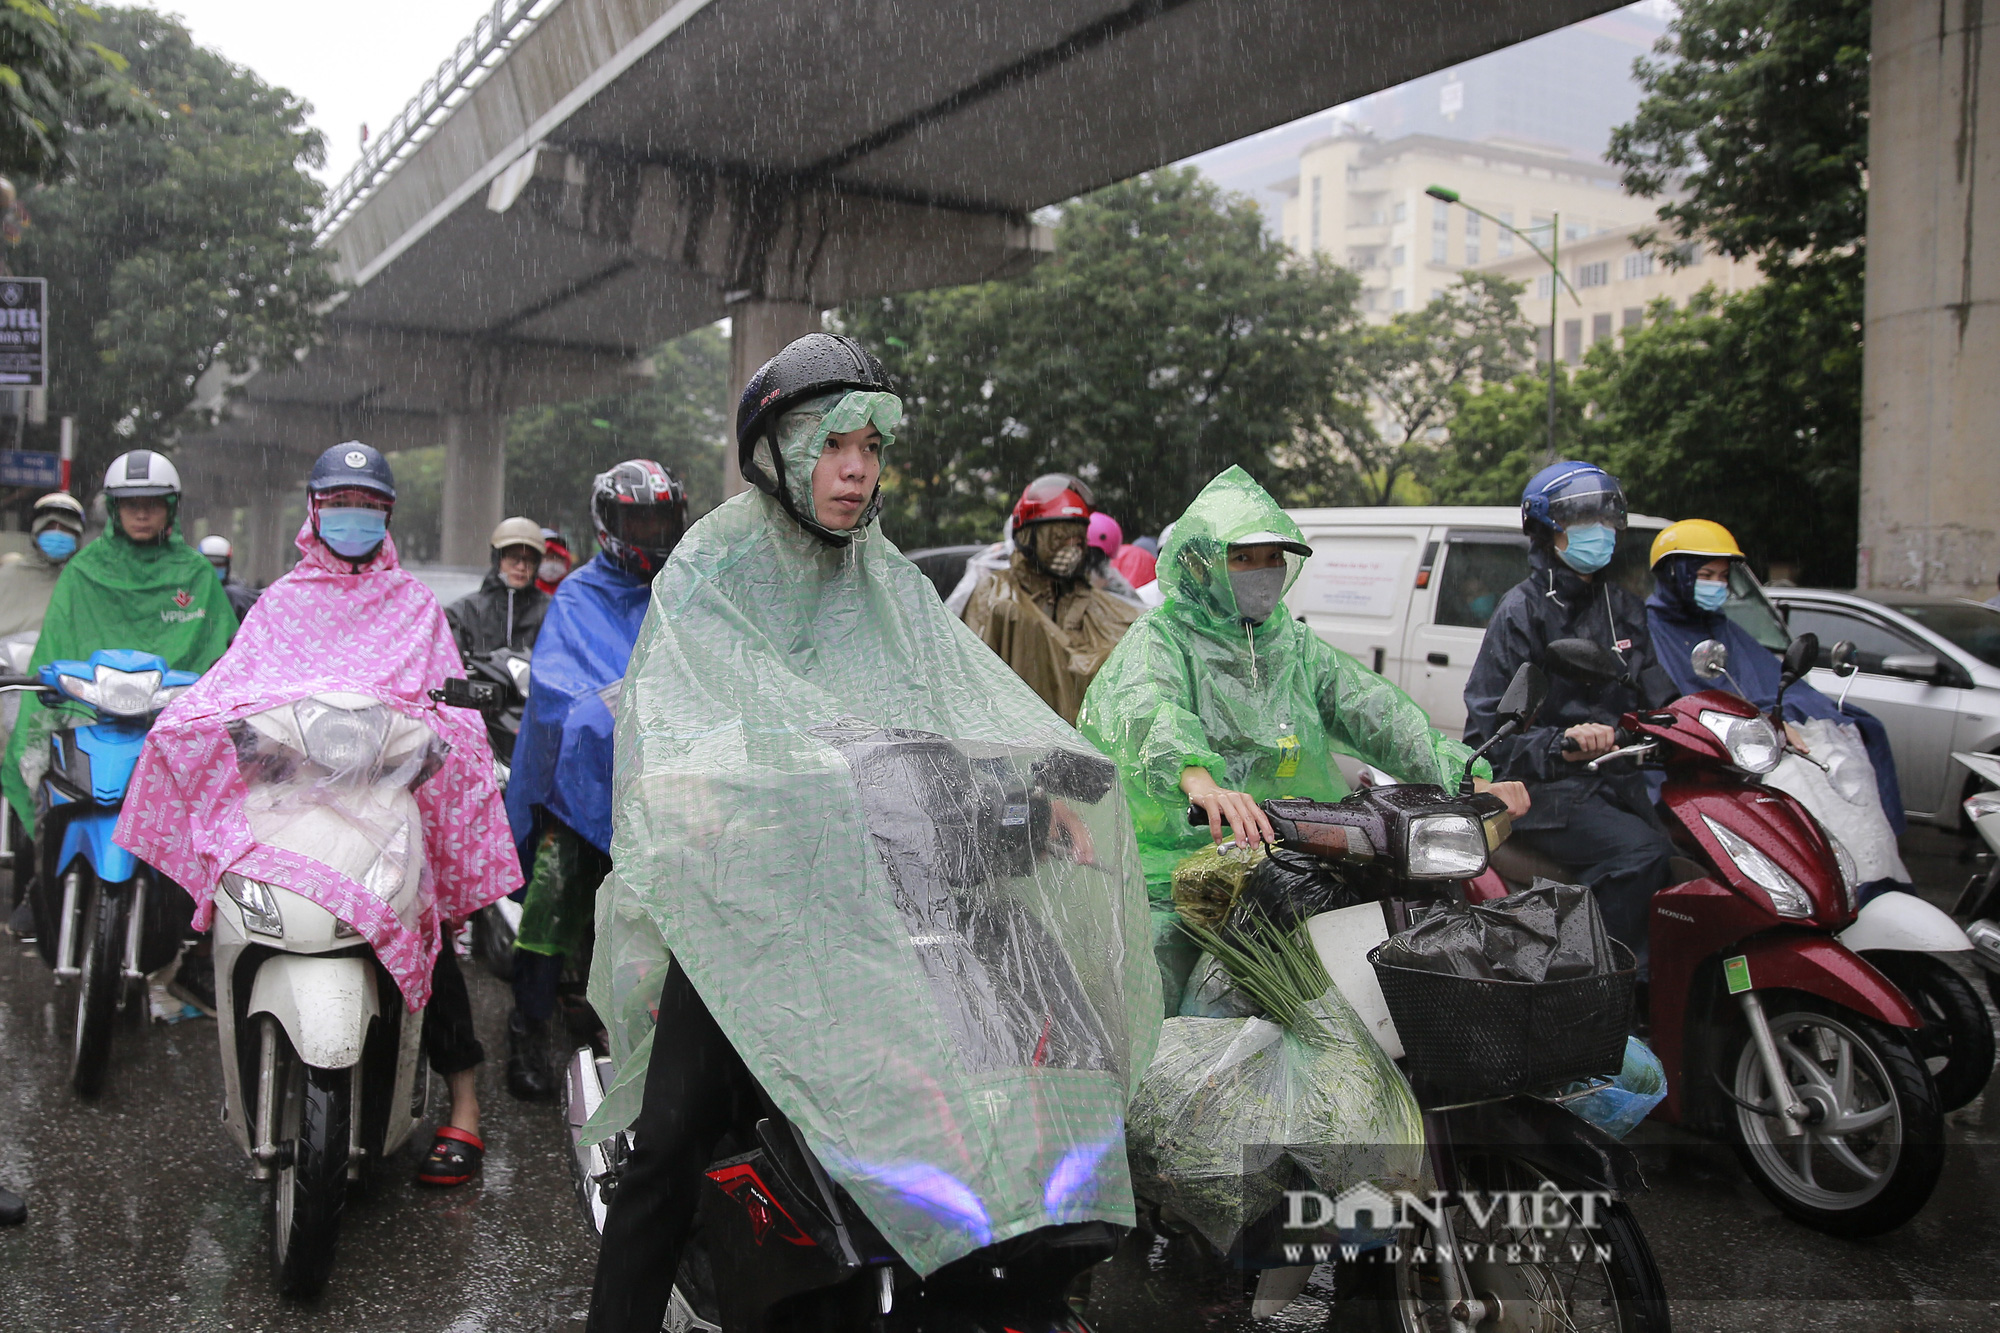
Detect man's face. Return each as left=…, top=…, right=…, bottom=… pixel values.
left=498, top=544, right=538, bottom=589
left=117, top=497, right=170, bottom=543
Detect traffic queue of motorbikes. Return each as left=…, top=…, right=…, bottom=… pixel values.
left=1, top=335, right=1994, bottom=1333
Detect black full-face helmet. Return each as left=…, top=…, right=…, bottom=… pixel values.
left=734, top=332, right=891, bottom=547
left=591, top=459, right=687, bottom=579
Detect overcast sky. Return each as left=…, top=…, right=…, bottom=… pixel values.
left=159, top=0, right=502, bottom=185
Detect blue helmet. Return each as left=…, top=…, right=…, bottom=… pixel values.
left=1521, top=460, right=1626, bottom=535
left=308, top=442, right=396, bottom=500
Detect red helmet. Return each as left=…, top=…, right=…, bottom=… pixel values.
left=1010, top=473, right=1093, bottom=533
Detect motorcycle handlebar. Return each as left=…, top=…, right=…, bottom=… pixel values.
left=0, top=675, right=39, bottom=689
left=1559, top=726, right=1636, bottom=753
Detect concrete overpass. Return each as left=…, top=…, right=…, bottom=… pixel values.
left=182, top=0, right=1999, bottom=598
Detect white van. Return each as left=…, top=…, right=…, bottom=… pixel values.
left=1281, top=506, right=1788, bottom=737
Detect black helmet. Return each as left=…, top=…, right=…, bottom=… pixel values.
left=591, top=459, right=687, bottom=579
left=309, top=442, right=396, bottom=501
left=735, top=333, right=889, bottom=547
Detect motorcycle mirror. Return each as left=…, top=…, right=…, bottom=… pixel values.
left=1497, top=661, right=1548, bottom=727
left=1780, top=633, right=1820, bottom=683
left=431, top=677, right=503, bottom=710
left=1543, top=637, right=1624, bottom=685
left=1829, top=640, right=1860, bottom=678
left=1690, top=639, right=1730, bottom=680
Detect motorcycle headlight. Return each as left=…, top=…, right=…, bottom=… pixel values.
left=1404, top=813, right=1489, bottom=879
left=1698, top=709, right=1782, bottom=775
left=506, top=656, right=531, bottom=696
left=293, top=698, right=390, bottom=775
left=1702, top=815, right=1813, bottom=918
left=55, top=672, right=100, bottom=709
left=93, top=665, right=163, bottom=718
left=222, top=873, right=284, bottom=937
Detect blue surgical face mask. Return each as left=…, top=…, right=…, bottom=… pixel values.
left=35, top=529, right=77, bottom=561
left=1558, top=523, right=1616, bottom=575
left=317, top=507, right=388, bottom=559
left=1694, top=579, right=1731, bottom=612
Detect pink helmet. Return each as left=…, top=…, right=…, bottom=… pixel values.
left=1086, top=511, right=1122, bottom=557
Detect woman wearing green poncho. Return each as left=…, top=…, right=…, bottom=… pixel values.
left=585, top=335, right=1156, bottom=1331
left=3, top=452, right=236, bottom=834
left=1076, top=467, right=1527, bottom=1004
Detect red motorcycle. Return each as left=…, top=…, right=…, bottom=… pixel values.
left=1475, top=636, right=1943, bottom=1238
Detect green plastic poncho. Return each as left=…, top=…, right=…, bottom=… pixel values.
left=4, top=525, right=237, bottom=830
left=1077, top=466, right=1488, bottom=904
left=586, top=389, right=1160, bottom=1276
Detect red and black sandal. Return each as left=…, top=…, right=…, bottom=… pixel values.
left=417, top=1126, right=485, bottom=1187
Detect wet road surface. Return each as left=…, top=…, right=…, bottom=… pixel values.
left=3, top=828, right=1997, bottom=1331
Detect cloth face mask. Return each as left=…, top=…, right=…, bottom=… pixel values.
left=35, top=530, right=76, bottom=561
left=538, top=558, right=567, bottom=584
left=1693, top=579, right=1730, bottom=612
left=1230, top=566, right=1288, bottom=623
left=1558, top=524, right=1616, bottom=575
left=318, top=508, right=388, bottom=558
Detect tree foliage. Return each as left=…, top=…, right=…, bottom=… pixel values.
left=0, top=0, right=138, bottom=184
left=14, top=6, right=337, bottom=484
left=839, top=168, right=1366, bottom=548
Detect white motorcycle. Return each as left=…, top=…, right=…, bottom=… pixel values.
left=1951, top=751, right=2000, bottom=999
left=209, top=683, right=488, bottom=1299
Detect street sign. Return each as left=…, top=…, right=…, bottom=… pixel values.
left=0, top=449, right=61, bottom=488
left=0, top=277, right=47, bottom=388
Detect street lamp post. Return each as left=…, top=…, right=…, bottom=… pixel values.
left=1425, top=184, right=1581, bottom=464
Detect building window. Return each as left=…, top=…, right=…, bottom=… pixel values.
left=1497, top=211, right=1514, bottom=258
left=1535, top=274, right=1553, bottom=299
left=1433, top=199, right=1450, bottom=229
left=1464, top=212, right=1480, bottom=264
left=1363, top=291, right=1377, bottom=311
left=1564, top=221, right=1587, bottom=241
left=1675, top=241, right=1705, bottom=266
left=1392, top=290, right=1407, bottom=310
left=1623, top=252, right=1654, bottom=280
left=1575, top=261, right=1609, bottom=289
left=1535, top=325, right=1553, bottom=363
left=1310, top=176, right=1322, bottom=251
left=1592, top=313, right=1613, bottom=344
left=1392, top=245, right=1406, bottom=267
left=1563, top=318, right=1583, bottom=364
left=1530, top=214, right=1553, bottom=240
left=1394, top=201, right=1407, bottom=223
left=1622, top=306, right=1644, bottom=329
left=1432, top=236, right=1449, bottom=264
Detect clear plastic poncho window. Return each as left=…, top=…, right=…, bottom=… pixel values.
left=587, top=389, right=1160, bottom=1276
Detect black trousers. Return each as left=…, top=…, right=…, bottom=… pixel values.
left=420, top=928, right=485, bottom=1077
left=588, top=959, right=758, bottom=1333
left=1512, top=789, right=1674, bottom=971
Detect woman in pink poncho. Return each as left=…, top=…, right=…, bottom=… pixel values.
left=116, top=443, right=521, bottom=1188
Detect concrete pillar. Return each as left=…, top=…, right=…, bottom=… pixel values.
left=1859, top=0, right=2000, bottom=594
left=440, top=410, right=506, bottom=566
left=726, top=300, right=820, bottom=496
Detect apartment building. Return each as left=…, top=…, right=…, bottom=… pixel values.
left=1276, top=131, right=1658, bottom=321
left=1478, top=223, right=1762, bottom=362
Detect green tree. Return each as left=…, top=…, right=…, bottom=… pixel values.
left=13, top=6, right=337, bottom=483
left=839, top=168, right=1364, bottom=547
left=1429, top=369, right=1593, bottom=506
left=0, top=1, right=138, bottom=184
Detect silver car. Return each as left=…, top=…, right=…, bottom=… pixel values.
left=1766, top=589, right=2000, bottom=827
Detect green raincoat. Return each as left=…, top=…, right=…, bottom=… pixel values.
left=1077, top=466, right=1488, bottom=902
left=3, top=527, right=237, bottom=830
left=587, top=390, right=1159, bottom=1276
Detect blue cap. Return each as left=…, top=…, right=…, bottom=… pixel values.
left=309, top=442, right=396, bottom=499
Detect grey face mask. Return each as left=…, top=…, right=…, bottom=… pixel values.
left=1230, top=566, right=1287, bottom=623
left=1042, top=543, right=1085, bottom=577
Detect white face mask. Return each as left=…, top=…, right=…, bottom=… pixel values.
left=538, top=558, right=568, bottom=585
left=1230, top=567, right=1287, bottom=623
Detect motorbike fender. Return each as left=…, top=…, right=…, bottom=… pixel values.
left=1433, top=1095, right=1646, bottom=1197
left=57, top=808, right=135, bottom=884
left=1738, top=934, right=1922, bottom=1029
left=1838, top=890, right=1973, bottom=955
left=248, top=953, right=379, bottom=1069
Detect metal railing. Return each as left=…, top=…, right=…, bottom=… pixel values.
left=314, top=0, right=564, bottom=240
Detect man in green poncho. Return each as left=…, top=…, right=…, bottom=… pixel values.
left=3, top=451, right=237, bottom=836
left=1076, top=466, right=1528, bottom=1009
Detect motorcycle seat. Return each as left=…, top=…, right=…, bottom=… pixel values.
left=1488, top=840, right=1573, bottom=890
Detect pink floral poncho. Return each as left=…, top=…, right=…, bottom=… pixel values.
left=115, top=525, right=521, bottom=1008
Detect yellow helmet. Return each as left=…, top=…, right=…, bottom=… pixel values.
left=1650, top=518, right=1744, bottom=568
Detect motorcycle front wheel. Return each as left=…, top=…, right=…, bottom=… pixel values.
left=1728, top=993, right=1944, bottom=1237
left=1329, top=1152, right=1670, bottom=1333
left=269, top=1021, right=352, bottom=1301
left=1862, top=951, right=1995, bottom=1112
left=70, top=871, right=125, bottom=1097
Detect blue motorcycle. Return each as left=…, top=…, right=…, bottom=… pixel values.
left=0, top=649, right=199, bottom=1095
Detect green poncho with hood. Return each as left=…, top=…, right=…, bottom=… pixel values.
left=4, top=525, right=237, bottom=830
left=1077, top=466, right=1488, bottom=904
left=585, top=390, right=1159, bottom=1276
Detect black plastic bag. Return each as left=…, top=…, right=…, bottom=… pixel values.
left=1375, top=879, right=1612, bottom=983
left=1227, top=847, right=1367, bottom=936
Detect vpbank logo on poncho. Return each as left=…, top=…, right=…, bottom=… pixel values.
left=173, top=589, right=192, bottom=608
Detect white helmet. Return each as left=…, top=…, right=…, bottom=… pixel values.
left=198, top=534, right=232, bottom=559
left=103, top=450, right=182, bottom=500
